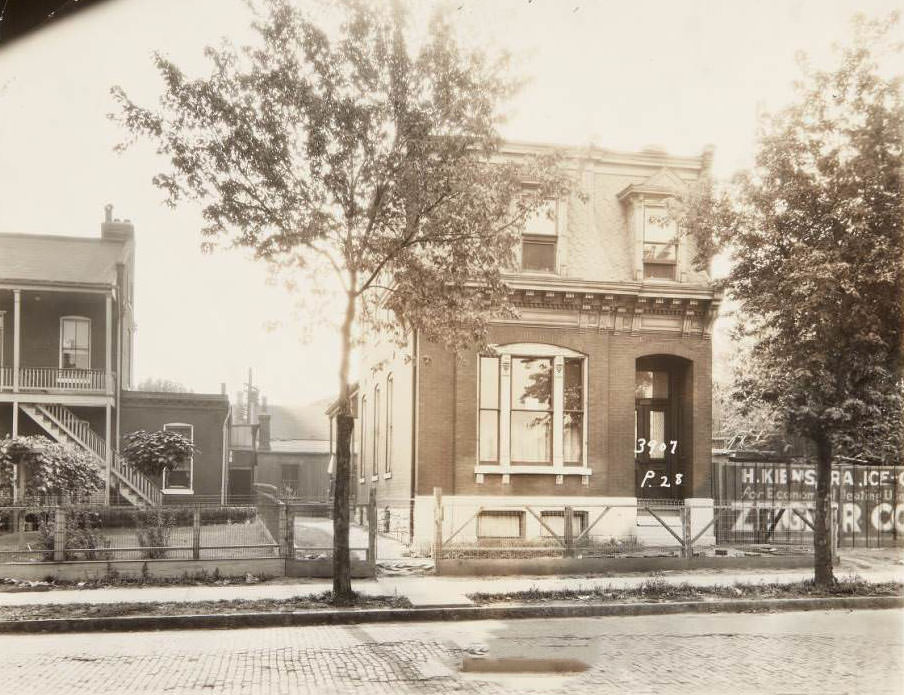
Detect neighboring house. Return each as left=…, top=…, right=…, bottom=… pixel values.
left=229, top=389, right=331, bottom=501
left=330, top=142, right=722, bottom=546
left=0, top=206, right=229, bottom=505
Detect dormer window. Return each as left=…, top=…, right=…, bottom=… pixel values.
left=643, top=205, right=678, bottom=280
left=520, top=199, right=557, bottom=273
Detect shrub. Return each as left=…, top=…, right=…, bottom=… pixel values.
left=35, top=509, right=112, bottom=562
left=136, top=509, right=176, bottom=559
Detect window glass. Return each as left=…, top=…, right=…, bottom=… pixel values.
left=511, top=411, right=552, bottom=463
left=372, top=386, right=381, bottom=477
left=635, top=371, right=669, bottom=399
left=649, top=410, right=666, bottom=460
left=511, top=358, right=552, bottom=410
left=60, top=317, right=90, bottom=369
left=385, top=377, right=393, bottom=474
left=479, top=410, right=499, bottom=462
left=644, top=263, right=677, bottom=280
left=523, top=201, right=557, bottom=236
left=564, top=412, right=583, bottom=464
left=644, top=207, right=677, bottom=243
left=163, top=424, right=192, bottom=489
left=521, top=238, right=556, bottom=272
left=479, top=357, right=499, bottom=408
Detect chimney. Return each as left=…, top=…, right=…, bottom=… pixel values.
left=258, top=411, right=271, bottom=451
left=101, top=204, right=135, bottom=243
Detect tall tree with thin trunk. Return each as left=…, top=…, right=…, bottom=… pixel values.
left=680, top=14, right=903, bottom=587
left=111, top=0, right=570, bottom=601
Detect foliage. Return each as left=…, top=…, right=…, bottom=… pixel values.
left=679, top=14, right=904, bottom=585
left=727, top=16, right=902, bottom=463
left=120, top=430, right=196, bottom=479
left=136, top=377, right=192, bottom=393
left=111, top=0, right=572, bottom=598
left=35, top=510, right=112, bottom=562
left=0, top=436, right=103, bottom=501
left=135, top=509, right=177, bottom=560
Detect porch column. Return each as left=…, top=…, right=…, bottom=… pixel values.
left=105, top=293, right=113, bottom=396
left=12, top=289, right=20, bottom=392
left=105, top=404, right=112, bottom=504
left=11, top=403, right=18, bottom=504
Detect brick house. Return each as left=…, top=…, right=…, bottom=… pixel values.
left=0, top=206, right=229, bottom=505
left=331, top=142, right=722, bottom=547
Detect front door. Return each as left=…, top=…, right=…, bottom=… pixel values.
left=634, top=368, right=679, bottom=499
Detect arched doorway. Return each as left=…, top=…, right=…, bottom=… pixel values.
left=634, top=355, right=693, bottom=499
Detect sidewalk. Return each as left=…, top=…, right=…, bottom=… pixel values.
left=1, top=552, right=901, bottom=608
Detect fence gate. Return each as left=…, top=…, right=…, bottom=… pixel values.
left=285, top=499, right=376, bottom=578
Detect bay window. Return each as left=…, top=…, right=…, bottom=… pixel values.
left=477, top=344, right=589, bottom=475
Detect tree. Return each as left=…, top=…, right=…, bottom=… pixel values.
left=682, top=14, right=903, bottom=586
left=0, top=435, right=103, bottom=501
left=120, top=430, right=196, bottom=480
left=111, top=0, right=570, bottom=601
left=137, top=377, right=192, bottom=393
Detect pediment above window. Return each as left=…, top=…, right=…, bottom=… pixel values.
left=617, top=167, right=688, bottom=203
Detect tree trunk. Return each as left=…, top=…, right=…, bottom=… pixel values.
left=813, top=432, right=835, bottom=588
left=331, top=289, right=357, bottom=603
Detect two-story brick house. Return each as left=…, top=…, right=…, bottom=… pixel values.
left=0, top=206, right=229, bottom=505
left=333, top=142, right=721, bottom=547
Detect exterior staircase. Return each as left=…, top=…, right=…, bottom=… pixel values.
left=20, top=403, right=162, bottom=507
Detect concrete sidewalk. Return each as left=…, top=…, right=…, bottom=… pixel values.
left=1, top=561, right=901, bottom=608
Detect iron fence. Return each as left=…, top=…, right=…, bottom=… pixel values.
left=0, top=503, right=281, bottom=563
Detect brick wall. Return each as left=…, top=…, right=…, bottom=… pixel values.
left=416, top=325, right=712, bottom=500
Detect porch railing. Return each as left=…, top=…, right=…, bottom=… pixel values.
left=0, top=367, right=109, bottom=393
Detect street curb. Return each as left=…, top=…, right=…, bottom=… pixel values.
left=1, top=595, right=901, bottom=634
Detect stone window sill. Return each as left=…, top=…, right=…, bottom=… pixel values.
left=474, top=465, right=592, bottom=476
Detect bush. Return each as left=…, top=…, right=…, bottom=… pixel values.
left=136, top=509, right=176, bottom=559
left=36, top=510, right=112, bottom=562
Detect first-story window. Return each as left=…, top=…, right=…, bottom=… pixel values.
left=510, top=357, right=553, bottom=464
left=372, top=384, right=381, bottom=478
left=60, top=316, right=91, bottom=369
left=478, top=345, right=587, bottom=469
left=359, top=395, right=368, bottom=481
left=385, top=375, right=393, bottom=474
left=162, top=423, right=193, bottom=492
left=479, top=357, right=499, bottom=463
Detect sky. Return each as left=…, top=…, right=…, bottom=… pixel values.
left=0, top=0, right=900, bottom=405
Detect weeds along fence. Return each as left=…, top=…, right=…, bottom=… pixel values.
left=0, top=502, right=281, bottom=563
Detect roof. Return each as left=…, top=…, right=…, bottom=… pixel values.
left=0, top=233, right=127, bottom=288
left=266, top=399, right=332, bottom=440
left=267, top=439, right=331, bottom=454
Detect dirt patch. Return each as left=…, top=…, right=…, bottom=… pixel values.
left=0, top=592, right=411, bottom=621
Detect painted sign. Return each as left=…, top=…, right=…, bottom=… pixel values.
left=716, top=460, right=904, bottom=543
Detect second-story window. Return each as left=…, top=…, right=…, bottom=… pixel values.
left=520, top=199, right=557, bottom=273
left=643, top=205, right=678, bottom=280
left=60, top=317, right=91, bottom=369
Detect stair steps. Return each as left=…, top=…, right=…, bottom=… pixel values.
left=19, top=403, right=161, bottom=507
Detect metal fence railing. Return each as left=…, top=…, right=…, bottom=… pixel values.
left=0, top=503, right=281, bottom=563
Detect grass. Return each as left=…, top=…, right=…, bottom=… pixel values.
left=0, top=591, right=411, bottom=622
left=468, top=572, right=904, bottom=604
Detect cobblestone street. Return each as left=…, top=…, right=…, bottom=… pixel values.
left=1, top=609, right=901, bottom=694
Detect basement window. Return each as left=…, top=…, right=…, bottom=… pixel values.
left=477, top=511, right=524, bottom=539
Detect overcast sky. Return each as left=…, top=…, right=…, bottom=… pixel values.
left=0, top=0, right=899, bottom=405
